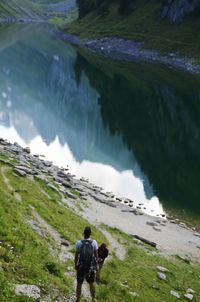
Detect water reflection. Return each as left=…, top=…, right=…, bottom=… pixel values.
left=0, top=24, right=163, bottom=215
left=73, top=52, right=200, bottom=214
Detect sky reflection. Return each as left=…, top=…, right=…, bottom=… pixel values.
left=0, top=124, right=164, bottom=216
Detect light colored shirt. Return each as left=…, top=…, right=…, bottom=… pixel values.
left=75, top=238, right=98, bottom=253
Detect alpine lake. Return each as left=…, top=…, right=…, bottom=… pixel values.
left=0, top=23, right=200, bottom=230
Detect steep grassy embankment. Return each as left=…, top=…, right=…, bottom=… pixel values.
left=0, top=0, right=45, bottom=20
left=0, top=148, right=106, bottom=301
left=68, top=0, right=200, bottom=59
left=0, top=0, right=70, bottom=21
left=0, top=0, right=77, bottom=25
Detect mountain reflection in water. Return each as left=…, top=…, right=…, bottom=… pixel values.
left=0, top=24, right=200, bottom=218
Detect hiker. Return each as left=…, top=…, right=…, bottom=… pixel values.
left=96, top=243, right=109, bottom=283
left=74, top=226, right=99, bottom=302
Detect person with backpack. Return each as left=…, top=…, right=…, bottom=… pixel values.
left=74, top=226, right=99, bottom=302
left=96, top=243, right=109, bottom=283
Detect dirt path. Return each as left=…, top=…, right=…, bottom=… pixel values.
left=30, top=207, right=72, bottom=262
left=100, top=229, right=126, bottom=261
left=0, top=166, right=22, bottom=201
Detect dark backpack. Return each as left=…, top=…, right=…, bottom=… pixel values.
left=98, top=244, right=109, bottom=261
left=79, top=239, right=94, bottom=270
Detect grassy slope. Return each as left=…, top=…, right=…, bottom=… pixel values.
left=0, top=0, right=76, bottom=26
left=68, top=0, right=200, bottom=59
left=0, top=153, right=200, bottom=301
left=0, top=0, right=61, bottom=19
left=0, top=1, right=45, bottom=19
left=0, top=154, right=105, bottom=301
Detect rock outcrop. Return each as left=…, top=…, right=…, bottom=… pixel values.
left=161, top=0, right=200, bottom=22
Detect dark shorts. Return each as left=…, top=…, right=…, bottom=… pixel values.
left=77, top=267, right=95, bottom=284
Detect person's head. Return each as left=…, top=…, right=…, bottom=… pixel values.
left=83, top=226, right=91, bottom=239
left=100, top=243, right=107, bottom=248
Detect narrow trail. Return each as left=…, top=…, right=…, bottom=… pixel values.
left=0, top=166, right=22, bottom=201
left=30, top=207, right=73, bottom=262
left=100, top=229, right=126, bottom=261
left=28, top=206, right=91, bottom=300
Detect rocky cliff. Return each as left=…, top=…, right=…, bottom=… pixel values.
left=161, top=0, right=200, bottom=22
left=76, top=0, right=200, bottom=22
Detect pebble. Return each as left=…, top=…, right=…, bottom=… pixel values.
left=170, top=290, right=180, bottom=299
left=66, top=191, right=77, bottom=199
left=23, top=147, right=31, bottom=154
left=153, top=226, right=162, bottom=232
left=193, top=232, right=200, bottom=238
left=146, top=221, right=158, bottom=227
left=156, top=266, right=169, bottom=272
left=184, top=293, right=194, bottom=300
left=14, top=169, right=26, bottom=177
left=180, top=222, right=187, bottom=227
left=177, top=255, right=190, bottom=263
left=157, top=272, right=167, bottom=281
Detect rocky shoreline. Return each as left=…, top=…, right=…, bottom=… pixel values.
left=1, top=21, right=199, bottom=75
left=53, top=29, right=200, bottom=75
left=0, top=137, right=151, bottom=216
left=1, top=137, right=200, bottom=262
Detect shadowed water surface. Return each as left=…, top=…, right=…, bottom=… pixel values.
left=0, top=24, right=200, bottom=220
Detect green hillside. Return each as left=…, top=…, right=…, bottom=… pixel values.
left=0, top=0, right=46, bottom=20
left=0, top=0, right=77, bottom=24
left=0, top=145, right=200, bottom=301
left=68, top=0, right=200, bottom=59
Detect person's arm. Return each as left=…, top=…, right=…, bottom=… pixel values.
left=94, top=241, right=99, bottom=270
left=95, top=249, right=99, bottom=271
left=94, top=249, right=99, bottom=263
left=74, top=251, right=79, bottom=270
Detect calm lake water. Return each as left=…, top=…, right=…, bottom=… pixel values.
left=0, top=24, right=200, bottom=219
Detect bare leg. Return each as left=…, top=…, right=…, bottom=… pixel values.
left=96, top=263, right=103, bottom=283
left=96, top=269, right=100, bottom=283
left=89, top=282, right=95, bottom=300
left=76, top=282, right=82, bottom=302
